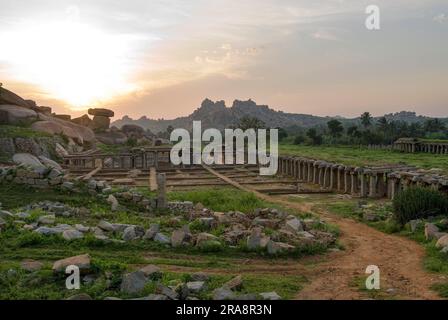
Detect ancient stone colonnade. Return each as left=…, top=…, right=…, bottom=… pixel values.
left=277, top=156, right=448, bottom=199
left=394, top=138, right=448, bottom=154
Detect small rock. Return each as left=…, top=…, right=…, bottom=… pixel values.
left=409, top=219, right=422, bottom=233
left=267, top=240, right=295, bottom=255
left=107, top=195, right=119, bottom=212
left=259, top=291, right=281, bottom=300
left=156, top=284, right=178, bottom=300
left=436, top=234, right=448, bottom=249
left=191, top=272, right=209, bottom=282
left=171, top=229, right=188, bottom=247
left=139, top=265, right=162, bottom=279
left=38, top=215, right=55, bottom=225
left=98, top=220, right=115, bottom=232
left=0, top=210, right=14, bottom=219
left=20, top=259, right=44, bottom=272
left=120, top=271, right=147, bottom=294
left=285, top=217, right=303, bottom=233
left=223, top=275, right=243, bottom=291
left=62, top=229, right=84, bottom=241
left=213, top=288, right=236, bottom=300
left=425, top=223, right=439, bottom=240
left=143, top=224, right=160, bottom=240
left=186, top=281, right=207, bottom=293
left=66, top=293, right=92, bottom=300
left=154, top=233, right=171, bottom=244
left=52, top=254, right=91, bottom=273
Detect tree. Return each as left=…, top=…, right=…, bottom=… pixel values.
left=293, top=135, right=305, bottom=145
left=424, top=118, right=446, bottom=133
left=327, top=120, right=344, bottom=137
left=376, top=116, right=389, bottom=132
left=360, top=112, right=372, bottom=128
left=277, top=127, right=288, bottom=141
left=306, top=128, right=323, bottom=145
left=236, top=116, right=265, bottom=131
left=166, top=125, right=174, bottom=134
left=347, top=125, right=361, bottom=138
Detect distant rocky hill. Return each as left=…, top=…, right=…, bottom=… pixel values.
left=112, top=99, right=445, bottom=132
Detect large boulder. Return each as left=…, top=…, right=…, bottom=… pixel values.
left=36, top=113, right=95, bottom=144
left=95, top=131, right=127, bottom=145
left=12, top=153, right=45, bottom=169
left=0, top=105, right=37, bottom=125
left=122, top=124, right=145, bottom=138
left=0, top=87, right=35, bottom=108
left=38, top=155, right=62, bottom=170
left=91, top=116, right=110, bottom=131
left=72, top=114, right=93, bottom=127
left=31, top=121, right=84, bottom=145
left=88, top=108, right=114, bottom=118
left=436, top=234, right=448, bottom=248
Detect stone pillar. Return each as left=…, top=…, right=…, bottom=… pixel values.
left=313, top=162, right=319, bottom=184
left=337, top=166, right=345, bottom=191
left=329, top=165, right=336, bottom=190
left=359, top=170, right=368, bottom=198
left=350, top=171, right=358, bottom=195
left=323, top=165, right=331, bottom=189
left=368, top=172, right=377, bottom=198
left=318, top=165, right=324, bottom=187
left=377, top=172, right=386, bottom=198
left=344, top=168, right=351, bottom=194
left=156, top=173, right=167, bottom=209
left=307, top=162, right=313, bottom=182
left=149, top=167, right=158, bottom=191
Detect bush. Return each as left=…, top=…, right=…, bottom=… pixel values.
left=293, top=135, right=305, bottom=145
left=392, top=187, right=448, bottom=225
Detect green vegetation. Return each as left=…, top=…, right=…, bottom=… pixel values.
left=0, top=125, right=52, bottom=139
left=282, top=112, right=447, bottom=146
left=167, top=187, right=273, bottom=213
left=392, top=187, right=448, bottom=225
left=279, top=144, right=448, bottom=174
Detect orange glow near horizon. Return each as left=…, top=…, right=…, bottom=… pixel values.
left=1, top=20, right=139, bottom=109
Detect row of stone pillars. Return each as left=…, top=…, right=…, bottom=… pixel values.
left=394, top=142, right=448, bottom=154
left=277, top=157, right=446, bottom=199
left=419, top=143, right=448, bottom=154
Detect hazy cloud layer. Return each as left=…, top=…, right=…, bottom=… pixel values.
left=0, top=0, right=447, bottom=118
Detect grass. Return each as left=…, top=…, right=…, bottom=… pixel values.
left=167, top=187, right=274, bottom=213
left=0, top=183, right=325, bottom=299
left=279, top=143, right=448, bottom=174
left=0, top=124, right=52, bottom=139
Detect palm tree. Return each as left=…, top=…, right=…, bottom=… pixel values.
left=360, top=112, right=372, bottom=129
left=327, top=120, right=344, bottom=137
left=236, top=116, right=266, bottom=131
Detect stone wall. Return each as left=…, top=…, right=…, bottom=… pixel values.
left=277, top=156, right=448, bottom=199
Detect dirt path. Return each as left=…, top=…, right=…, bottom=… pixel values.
left=270, top=196, right=443, bottom=300
left=197, top=166, right=443, bottom=299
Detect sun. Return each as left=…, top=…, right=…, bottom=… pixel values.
left=0, top=20, right=137, bottom=109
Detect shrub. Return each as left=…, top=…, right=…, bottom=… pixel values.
left=392, top=187, right=448, bottom=225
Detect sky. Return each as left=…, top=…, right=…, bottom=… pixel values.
left=0, top=0, right=447, bottom=120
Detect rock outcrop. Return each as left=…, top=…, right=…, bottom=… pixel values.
left=0, top=105, right=38, bottom=125
left=88, top=108, right=114, bottom=131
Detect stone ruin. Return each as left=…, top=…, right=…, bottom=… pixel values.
left=278, top=156, right=448, bottom=199
left=394, top=137, right=448, bottom=154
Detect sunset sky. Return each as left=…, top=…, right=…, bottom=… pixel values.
left=0, top=0, right=447, bottom=120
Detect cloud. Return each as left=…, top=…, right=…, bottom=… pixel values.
left=311, top=29, right=340, bottom=41
left=433, top=13, right=448, bottom=23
